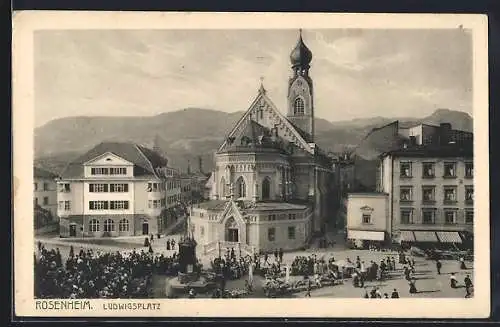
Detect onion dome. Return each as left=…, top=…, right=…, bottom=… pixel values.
left=290, top=30, right=312, bottom=67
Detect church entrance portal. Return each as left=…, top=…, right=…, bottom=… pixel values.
left=225, top=217, right=240, bottom=243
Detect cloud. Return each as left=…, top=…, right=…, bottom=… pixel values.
left=34, top=29, right=472, bottom=127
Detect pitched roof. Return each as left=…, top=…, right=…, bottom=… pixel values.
left=217, top=90, right=314, bottom=155
left=60, top=142, right=168, bottom=179
left=34, top=167, right=58, bottom=179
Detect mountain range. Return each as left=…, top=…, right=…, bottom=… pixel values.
left=34, top=108, right=473, bottom=175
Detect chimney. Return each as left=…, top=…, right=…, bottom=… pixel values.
left=439, top=123, right=452, bottom=145
left=187, top=160, right=191, bottom=175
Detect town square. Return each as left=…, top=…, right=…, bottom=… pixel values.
left=31, top=27, right=475, bottom=300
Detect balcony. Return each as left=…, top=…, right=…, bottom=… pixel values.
left=465, top=199, right=474, bottom=205
left=421, top=200, right=436, bottom=205
left=443, top=200, right=458, bottom=205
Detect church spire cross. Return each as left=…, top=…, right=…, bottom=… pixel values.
left=258, top=76, right=266, bottom=94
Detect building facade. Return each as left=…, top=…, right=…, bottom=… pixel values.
left=34, top=167, right=58, bottom=222
left=190, top=31, right=335, bottom=256
left=346, top=123, right=473, bottom=247
left=57, top=142, right=181, bottom=238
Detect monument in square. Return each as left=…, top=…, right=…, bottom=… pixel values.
left=168, top=202, right=213, bottom=295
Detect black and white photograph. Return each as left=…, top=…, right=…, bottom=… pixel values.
left=13, top=12, right=489, bottom=318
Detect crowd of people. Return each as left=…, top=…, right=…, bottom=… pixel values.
left=34, top=242, right=180, bottom=299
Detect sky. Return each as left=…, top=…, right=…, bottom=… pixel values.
left=34, top=28, right=472, bottom=127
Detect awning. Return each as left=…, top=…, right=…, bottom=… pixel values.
left=414, top=231, right=439, bottom=242
left=436, top=231, right=462, bottom=243
left=399, top=230, right=416, bottom=242
left=347, top=230, right=385, bottom=241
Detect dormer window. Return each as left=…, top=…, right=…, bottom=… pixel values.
left=294, top=97, right=305, bottom=115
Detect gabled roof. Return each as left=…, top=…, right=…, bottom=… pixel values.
left=217, top=90, right=314, bottom=155
left=60, top=142, right=168, bottom=179
left=34, top=167, right=58, bottom=179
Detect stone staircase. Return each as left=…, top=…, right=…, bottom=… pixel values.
left=202, top=240, right=255, bottom=258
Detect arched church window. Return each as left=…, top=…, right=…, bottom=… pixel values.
left=262, top=177, right=271, bottom=200
left=294, top=97, right=305, bottom=115
left=236, top=177, right=246, bottom=198
left=220, top=177, right=226, bottom=198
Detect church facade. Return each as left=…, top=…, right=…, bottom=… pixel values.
left=190, top=31, right=335, bottom=255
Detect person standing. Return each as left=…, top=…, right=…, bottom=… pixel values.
left=409, top=278, right=417, bottom=294
left=166, top=239, right=171, bottom=250
left=391, top=288, right=400, bottom=298
left=460, top=257, right=467, bottom=270
left=464, top=274, right=473, bottom=297
left=305, top=278, right=312, bottom=297
left=436, top=259, right=442, bottom=275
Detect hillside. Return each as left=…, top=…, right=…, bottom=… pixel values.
left=34, top=108, right=473, bottom=175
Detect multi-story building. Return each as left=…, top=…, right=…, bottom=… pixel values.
left=190, top=31, right=335, bottom=256
left=57, top=142, right=179, bottom=238
left=34, top=167, right=58, bottom=221
left=346, top=122, right=473, bottom=248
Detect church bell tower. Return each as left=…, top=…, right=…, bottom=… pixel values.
left=287, top=29, right=315, bottom=143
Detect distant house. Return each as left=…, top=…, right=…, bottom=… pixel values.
left=34, top=167, right=58, bottom=222
left=57, top=142, right=180, bottom=238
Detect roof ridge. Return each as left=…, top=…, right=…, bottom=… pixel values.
left=134, top=144, right=159, bottom=178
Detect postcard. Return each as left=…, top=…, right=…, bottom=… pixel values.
left=12, top=11, right=489, bottom=318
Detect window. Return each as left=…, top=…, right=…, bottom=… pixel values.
left=43, top=197, right=49, bottom=205
left=422, top=162, right=435, bottom=178
left=401, top=210, right=414, bottom=224
left=89, top=183, right=108, bottom=192
left=400, top=162, right=412, bottom=178
left=288, top=213, right=297, bottom=220
left=444, top=186, right=457, bottom=203
left=110, top=200, right=129, bottom=210
left=293, top=97, right=305, bottom=115
left=89, top=219, right=100, bottom=232
left=288, top=226, right=296, bottom=240
left=444, top=162, right=457, bottom=178
left=465, top=186, right=474, bottom=204
left=400, top=187, right=413, bottom=201
left=422, top=210, right=436, bottom=224
left=34, top=183, right=38, bottom=191
left=59, top=201, right=70, bottom=210
left=422, top=186, right=435, bottom=203
left=104, top=219, right=115, bottom=232
left=200, top=226, right=205, bottom=237
left=262, top=177, right=271, bottom=200
left=236, top=177, right=246, bottom=198
left=444, top=211, right=457, bottom=225
left=465, top=210, right=474, bottom=224
left=465, top=162, right=474, bottom=178
left=148, top=200, right=162, bottom=209
left=58, top=183, right=71, bottom=193
left=268, top=228, right=276, bottom=242
left=91, top=167, right=109, bottom=175
left=362, top=214, right=371, bottom=224
left=147, top=182, right=161, bottom=192
left=109, top=167, right=127, bottom=175
left=119, top=219, right=129, bottom=232
left=43, top=183, right=49, bottom=191
left=268, top=214, right=277, bottom=221
left=110, top=183, right=128, bottom=192
left=105, top=218, right=116, bottom=231
left=89, top=201, right=108, bottom=210
left=34, top=197, right=38, bottom=206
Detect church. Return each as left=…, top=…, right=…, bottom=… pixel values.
left=190, top=31, right=335, bottom=256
